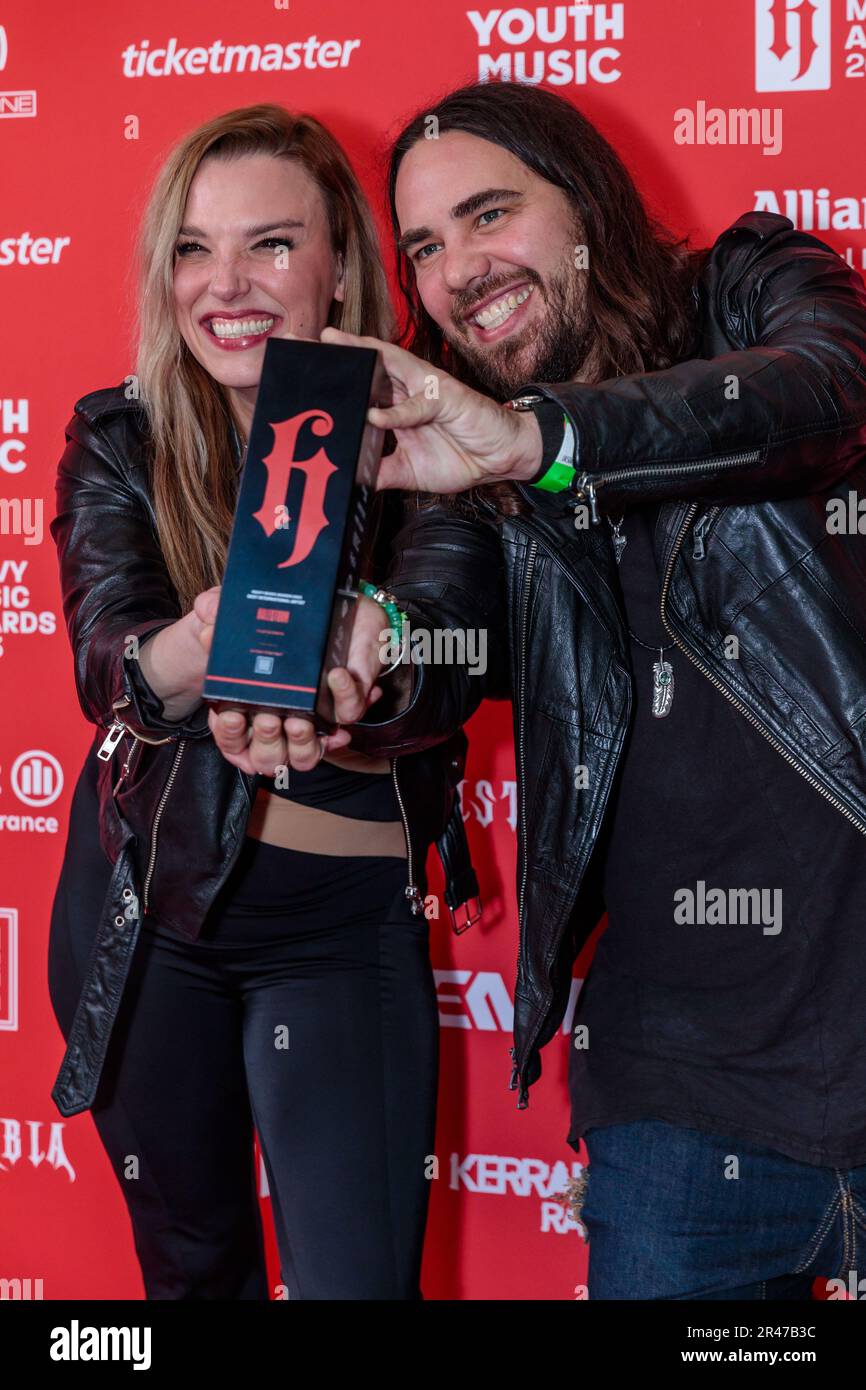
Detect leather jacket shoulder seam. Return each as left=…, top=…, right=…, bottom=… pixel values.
left=70, top=412, right=133, bottom=483
left=68, top=401, right=149, bottom=483
left=73, top=383, right=146, bottom=423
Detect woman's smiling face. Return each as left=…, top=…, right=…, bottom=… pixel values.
left=173, top=152, right=345, bottom=413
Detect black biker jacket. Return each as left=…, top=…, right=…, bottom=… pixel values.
left=49, top=394, right=507, bottom=1117
left=324, top=210, right=866, bottom=1111
left=51, top=209, right=866, bottom=1122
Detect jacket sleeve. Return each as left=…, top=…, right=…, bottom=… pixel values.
left=518, top=213, right=866, bottom=515
left=50, top=407, right=212, bottom=741
left=343, top=498, right=511, bottom=758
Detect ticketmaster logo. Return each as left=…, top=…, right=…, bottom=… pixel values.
left=120, top=36, right=361, bottom=77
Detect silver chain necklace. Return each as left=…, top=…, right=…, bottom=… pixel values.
left=607, top=514, right=675, bottom=718
left=230, top=420, right=249, bottom=473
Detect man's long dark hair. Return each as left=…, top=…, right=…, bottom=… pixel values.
left=387, top=82, right=709, bottom=513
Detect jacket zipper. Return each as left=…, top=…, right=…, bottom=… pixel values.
left=98, top=694, right=170, bottom=791
left=479, top=501, right=600, bottom=1102
left=517, top=539, right=539, bottom=936
left=112, top=735, right=141, bottom=795
left=574, top=450, right=762, bottom=523
left=97, top=696, right=188, bottom=909
left=98, top=694, right=176, bottom=756
left=142, top=739, right=187, bottom=912
left=391, top=757, right=424, bottom=914
left=508, top=519, right=633, bottom=1102
left=511, top=537, right=539, bottom=1101
left=660, top=503, right=866, bottom=837
left=691, top=506, right=719, bottom=560
left=98, top=694, right=135, bottom=761
left=97, top=692, right=133, bottom=742
left=98, top=721, right=127, bottom=761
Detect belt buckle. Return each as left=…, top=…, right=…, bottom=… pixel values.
left=449, top=895, right=483, bottom=935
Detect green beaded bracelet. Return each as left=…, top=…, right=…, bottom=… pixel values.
left=358, top=580, right=407, bottom=633
left=357, top=581, right=410, bottom=674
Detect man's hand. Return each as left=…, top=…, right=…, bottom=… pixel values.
left=201, top=593, right=389, bottom=775
left=320, top=327, right=543, bottom=494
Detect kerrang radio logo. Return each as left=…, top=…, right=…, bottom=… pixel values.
left=252, top=409, right=336, bottom=568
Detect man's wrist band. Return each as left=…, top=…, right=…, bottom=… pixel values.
left=532, top=416, right=577, bottom=492
left=505, top=394, right=577, bottom=493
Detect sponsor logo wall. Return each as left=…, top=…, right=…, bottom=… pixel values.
left=1, top=0, right=862, bottom=1300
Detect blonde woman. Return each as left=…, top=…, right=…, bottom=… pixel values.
left=47, top=105, right=501, bottom=1300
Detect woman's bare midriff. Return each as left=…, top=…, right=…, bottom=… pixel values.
left=245, top=750, right=408, bottom=858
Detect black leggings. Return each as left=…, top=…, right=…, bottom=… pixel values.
left=48, top=828, right=439, bottom=1300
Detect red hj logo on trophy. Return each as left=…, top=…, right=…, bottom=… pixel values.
left=252, top=409, right=337, bottom=568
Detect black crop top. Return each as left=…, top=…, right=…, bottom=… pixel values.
left=263, top=758, right=401, bottom=822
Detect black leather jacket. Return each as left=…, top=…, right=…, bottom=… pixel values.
left=296, top=210, right=866, bottom=1111
left=49, top=393, right=505, bottom=1117
left=494, top=210, right=866, bottom=1103
left=52, top=209, right=866, bottom=1122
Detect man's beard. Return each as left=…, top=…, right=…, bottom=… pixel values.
left=444, top=258, right=592, bottom=401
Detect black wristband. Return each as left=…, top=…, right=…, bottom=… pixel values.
left=528, top=400, right=571, bottom=481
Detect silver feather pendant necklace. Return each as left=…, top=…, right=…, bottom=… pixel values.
left=608, top=514, right=675, bottom=718
left=646, top=645, right=676, bottom=718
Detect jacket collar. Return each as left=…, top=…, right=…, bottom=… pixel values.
left=476, top=489, right=695, bottom=656
left=477, top=487, right=691, bottom=589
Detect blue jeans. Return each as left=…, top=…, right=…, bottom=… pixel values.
left=580, top=1120, right=866, bottom=1299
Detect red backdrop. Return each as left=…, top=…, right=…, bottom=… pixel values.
left=1, top=0, right=864, bottom=1300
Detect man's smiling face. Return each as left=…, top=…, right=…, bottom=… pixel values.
left=395, top=130, right=592, bottom=397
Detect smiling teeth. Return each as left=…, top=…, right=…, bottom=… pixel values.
left=209, top=316, right=274, bottom=339
left=473, top=285, right=532, bottom=330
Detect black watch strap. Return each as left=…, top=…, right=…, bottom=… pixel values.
left=505, top=392, right=577, bottom=491
left=532, top=400, right=569, bottom=469
left=530, top=401, right=577, bottom=492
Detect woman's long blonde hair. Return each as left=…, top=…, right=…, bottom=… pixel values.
left=134, top=104, right=393, bottom=612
